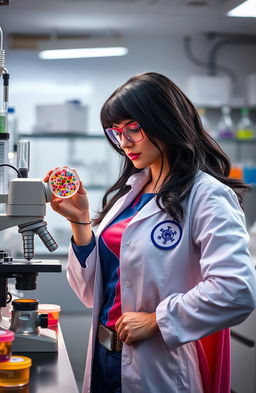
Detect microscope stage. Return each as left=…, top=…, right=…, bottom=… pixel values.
left=0, top=259, right=61, bottom=273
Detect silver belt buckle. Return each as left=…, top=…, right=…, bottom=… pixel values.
left=98, top=324, right=114, bottom=351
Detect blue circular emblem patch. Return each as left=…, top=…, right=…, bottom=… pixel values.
left=151, top=220, right=182, bottom=250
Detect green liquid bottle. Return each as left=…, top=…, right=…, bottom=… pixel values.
left=0, top=109, right=7, bottom=134
left=237, top=107, right=254, bottom=140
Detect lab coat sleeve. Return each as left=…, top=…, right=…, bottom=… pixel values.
left=66, top=234, right=97, bottom=308
left=156, top=183, right=256, bottom=349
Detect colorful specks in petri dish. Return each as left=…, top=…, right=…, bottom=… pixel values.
left=49, top=167, right=80, bottom=198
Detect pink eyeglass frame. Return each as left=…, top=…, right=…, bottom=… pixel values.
left=105, top=122, right=144, bottom=144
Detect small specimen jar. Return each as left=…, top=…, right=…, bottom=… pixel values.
left=38, top=304, right=61, bottom=327
left=49, top=167, right=80, bottom=198
left=0, top=356, right=32, bottom=387
left=0, top=330, right=15, bottom=363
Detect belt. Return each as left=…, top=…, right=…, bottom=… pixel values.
left=97, top=324, right=122, bottom=352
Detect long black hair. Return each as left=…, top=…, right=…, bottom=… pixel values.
left=93, top=72, right=249, bottom=225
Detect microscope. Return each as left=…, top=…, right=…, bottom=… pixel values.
left=0, top=163, right=62, bottom=352
left=0, top=148, right=61, bottom=352
left=0, top=26, right=61, bottom=352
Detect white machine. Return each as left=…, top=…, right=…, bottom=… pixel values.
left=0, top=173, right=61, bottom=352
left=0, top=26, right=61, bottom=352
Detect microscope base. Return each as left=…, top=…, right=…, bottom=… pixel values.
left=12, top=329, right=58, bottom=353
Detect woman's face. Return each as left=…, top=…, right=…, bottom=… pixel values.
left=114, top=120, right=166, bottom=170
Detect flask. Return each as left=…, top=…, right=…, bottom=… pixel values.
left=217, top=106, right=235, bottom=139
left=236, top=107, right=254, bottom=140
left=198, top=107, right=215, bottom=138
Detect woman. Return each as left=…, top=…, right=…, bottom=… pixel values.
left=44, top=72, right=256, bottom=393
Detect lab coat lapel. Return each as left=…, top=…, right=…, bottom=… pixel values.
left=128, top=195, right=162, bottom=226
left=96, top=168, right=151, bottom=236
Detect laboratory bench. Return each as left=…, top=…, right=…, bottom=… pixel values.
left=0, top=326, right=79, bottom=393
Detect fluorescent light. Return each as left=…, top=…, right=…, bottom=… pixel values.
left=38, top=37, right=128, bottom=60
left=227, top=0, right=256, bottom=17
left=39, top=47, right=128, bottom=60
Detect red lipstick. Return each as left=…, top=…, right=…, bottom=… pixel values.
left=127, top=153, right=141, bottom=160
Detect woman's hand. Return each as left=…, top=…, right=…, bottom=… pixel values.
left=115, top=312, right=159, bottom=345
left=43, top=168, right=90, bottom=222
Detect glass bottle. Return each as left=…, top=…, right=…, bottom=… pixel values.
left=0, top=108, right=7, bottom=134
left=217, top=106, right=235, bottom=139
left=7, top=107, right=18, bottom=153
left=236, top=107, right=254, bottom=140
left=198, top=107, right=215, bottom=138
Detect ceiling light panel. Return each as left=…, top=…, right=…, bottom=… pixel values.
left=51, top=0, right=222, bottom=5
left=228, top=0, right=256, bottom=17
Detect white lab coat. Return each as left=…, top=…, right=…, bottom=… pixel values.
left=67, top=169, right=256, bottom=393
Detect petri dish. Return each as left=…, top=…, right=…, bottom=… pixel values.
left=49, top=167, right=80, bottom=198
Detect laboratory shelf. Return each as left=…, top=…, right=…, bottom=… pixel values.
left=86, top=185, right=107, bottom=190
left=18, top=132, right=105, bottom=139
left=216, top=138, right=256, bottom=143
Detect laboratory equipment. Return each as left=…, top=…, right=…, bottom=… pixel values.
left=38, top=304, right=61, bottom=327
left=0, top=110, right=7, bottom=135
left=49, top=166, right=80, bottom=198
left=186, top=75, right=231, bottom=107
left=229, top=164, right=243, bottom=180
left=0, top=174, right=61, bottom=351
left=35, top=100, right=88, bottom=134
left=217, top=106, right=235, bottom=139
left=197, top=107, right=215, bottom=138
left=16, top=140, right=30, bottom=178
left=7, top=107, right=17, bottom=153
left=0, top=27, right=10, bottom=194
left=0, top=133, right=9, bottom=194
left=243, top=163, right=256, bottom=185
left=237, top=107, right=254, bottom=140
left=0, top=139, right=62, bottom=350
left=0, top=356, right=32, bottom=387
left=9, top=299, right=56, bottom=352
left=0, top=330, right=14, bottom=362
left=10, top=299, right=47, bottom=335
left=0, top=25, right=61, bottom=352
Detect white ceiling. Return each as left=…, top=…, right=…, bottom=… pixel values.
left=0, top=0, right=255, bottom=39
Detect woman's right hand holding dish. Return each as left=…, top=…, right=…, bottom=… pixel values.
left=44, top=168, right=93, bottom=246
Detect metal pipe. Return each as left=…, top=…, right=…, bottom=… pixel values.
left=208, top=36, right=256, bottom=76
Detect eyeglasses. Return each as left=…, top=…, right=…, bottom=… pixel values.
left=105, top=122, right=144, bottom=146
